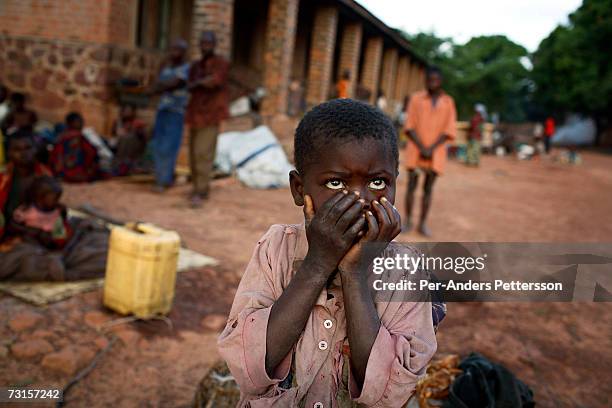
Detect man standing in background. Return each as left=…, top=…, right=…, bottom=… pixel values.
left=150, top=39, right=190, bottom=192
left=186, top=31, right=229, bottom=208
left=403, top=67, right=456, bottom=237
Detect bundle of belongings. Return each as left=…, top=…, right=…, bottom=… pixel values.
left=214, top=125, right=293, bottom=189
left=193, top=353, right=534, bottom=408
left=418, top=353, right=535, bottom=408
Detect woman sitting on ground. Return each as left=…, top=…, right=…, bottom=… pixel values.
left=0, top=132, right=108, bottom=281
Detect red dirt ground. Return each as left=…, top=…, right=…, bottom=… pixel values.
left=1, top=150, right=611, bottom=407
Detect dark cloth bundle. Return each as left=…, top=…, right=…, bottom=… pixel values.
left=444, top=353, right=535, bottom=408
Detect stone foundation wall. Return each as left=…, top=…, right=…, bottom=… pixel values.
left=0, top=35, right=163, bottom=134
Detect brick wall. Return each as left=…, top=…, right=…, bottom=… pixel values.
left=394, top=55, right=410, bottom=103
left=337, top=21, right=362, bottom=98
left=360, top=36, right=383, bottom=104
left=407, top=61, right=425, bottom=94
left=190, top=0, right=234, bottom=60
left=261, top=0, right=299, bottom=117
left=0, top=0, right=137, bottom=47
left=380, top=47, right=398, bottom=112
left=305, top=5, right=338, bottom=107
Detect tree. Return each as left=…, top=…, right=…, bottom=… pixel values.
left=448, top=36, right=530, bottom=121
left=532, top=0, right=612, bottom=137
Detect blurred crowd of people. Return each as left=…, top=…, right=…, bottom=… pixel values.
left=0, top=30, right=231, bottom=280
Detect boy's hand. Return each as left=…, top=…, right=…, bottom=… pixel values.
left=303, top=191, right=366, bottom=276
left=338, top=197, right=401, bottom=277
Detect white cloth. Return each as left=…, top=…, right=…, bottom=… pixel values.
left=0, top=102, right=9, bottom=123
left=214, top=125, right=293, bottom=189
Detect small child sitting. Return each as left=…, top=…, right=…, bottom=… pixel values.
left=50, top=112, right=100, bottom=183
left=111, top=104, right=148, bottom=176
left=10, top=175, right=71, bottom=249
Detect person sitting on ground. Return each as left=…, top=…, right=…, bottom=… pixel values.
left=0, top=131, right=109, bottom=282
left=1, top=92, right=38, bottom=136
left=110, top=104, right=148, bottom=176
left=0, top=130, right=52, bottom=243
left=50, top=112, right=100, bottom=183
left=9, top=175, right=72, bottom=250
left=218, top=99, right=437, bottom=406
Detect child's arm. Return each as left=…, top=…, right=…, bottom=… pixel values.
left=337, top=200, right=438, bottom=406
left=265, top=191, right=365, bottom=376
left=338, top=198, right=402, bottom=390
left=218, top=191, right=365, bottom=399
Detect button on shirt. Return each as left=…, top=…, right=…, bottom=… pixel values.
left=217, top=224, right=437, bottom=407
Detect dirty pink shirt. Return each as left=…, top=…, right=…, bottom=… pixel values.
left=218, top=224, right=437, bottom=407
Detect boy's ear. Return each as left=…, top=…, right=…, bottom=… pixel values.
left=289, top=170, right=305, bottom=206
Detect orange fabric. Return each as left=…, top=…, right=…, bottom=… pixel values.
left=336, top=79, right=349, bottom=99
left=404, top=90, right=457, bottom=175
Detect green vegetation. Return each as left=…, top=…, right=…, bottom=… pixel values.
left=532, top=0, right=611, bottom=134
left=403, top=0, right=611, bottom=135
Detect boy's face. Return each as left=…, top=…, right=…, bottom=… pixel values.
left=8, top=138, right=35, bottom=167
left=290, top=138, right=397, bottom=214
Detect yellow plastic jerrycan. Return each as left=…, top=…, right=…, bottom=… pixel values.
left=104, top=223, right=181, bottom=318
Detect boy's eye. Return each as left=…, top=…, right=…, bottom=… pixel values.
left=368, top=179, right=386, bottom=190
left=325, top=180, right=345, bottom=190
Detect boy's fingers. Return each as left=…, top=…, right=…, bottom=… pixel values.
left=381, top=197, right=402, bottom=237
left=336, top=199, right=365, bottom=232
left=318, top=190, right=349, bottom=219
left=325, top=191, right=360, bottom=223
left=364, top=210, right=379, bottom=241
left=344, top=214, right=366, bottom=241
left=303, top=195, right=315, bottom=224
left=372, top=200, right=391, bottom=237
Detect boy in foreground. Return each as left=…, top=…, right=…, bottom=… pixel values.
left=218, top=100, right=437, bottom=406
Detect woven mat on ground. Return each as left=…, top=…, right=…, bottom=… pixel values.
left=0, top=247, right=218, bottom=306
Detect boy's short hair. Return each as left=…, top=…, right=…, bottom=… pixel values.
left=294, top=99, right=398, bottom=174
